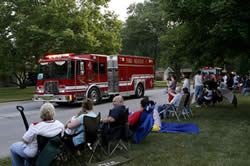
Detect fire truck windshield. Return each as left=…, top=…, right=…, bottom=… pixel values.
left=38, top=61, right=75, bottom=80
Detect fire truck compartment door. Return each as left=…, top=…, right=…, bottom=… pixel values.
left=107, top=56, right=119, bottom=93
left=108, top=68, right=119, bottom=92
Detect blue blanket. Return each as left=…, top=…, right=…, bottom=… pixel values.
left=158, top=122, right=200, bottom=133
left=133, top=112, right=154, bottom=143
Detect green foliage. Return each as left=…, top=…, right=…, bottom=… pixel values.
left=160, top=0, right=250, bottom=72
left=121, top=0, right=249, bottom=74
left=0, top=0, right=122, bottom=88
left=121, top=0, right=167, bottom=67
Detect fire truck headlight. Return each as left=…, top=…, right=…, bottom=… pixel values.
left=59, top=89, right=65, bottom=93
left=37, top=86, right=44, bottom=93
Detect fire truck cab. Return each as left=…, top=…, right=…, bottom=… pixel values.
left=201, top=67, right=222, bottom=75
left=33, top=53, right=154, bottom=104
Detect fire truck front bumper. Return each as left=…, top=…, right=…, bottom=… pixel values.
left=32, top=94, right=74, bottom=103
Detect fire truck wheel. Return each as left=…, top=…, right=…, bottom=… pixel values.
left=135, top=84, right=144, bottom=98
left=88, top=87, right=101, bottom=105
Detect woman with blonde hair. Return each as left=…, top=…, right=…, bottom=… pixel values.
left=65, top=98, right=97, bottom=150
left=10, top=103, right=64, bottom=166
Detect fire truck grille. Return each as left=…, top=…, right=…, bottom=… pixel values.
left=44, top=81, right=59, bottom=94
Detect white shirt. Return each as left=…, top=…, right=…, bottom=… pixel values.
left=22, top=120, right=64, bottom=157
left=194, top=75, right=203, bottom=86
left=183, top=78, right=190, bottom=91
left=153, top=109, right=161, bottom=127
left=204, top=89, right=213, bottom=100
left=65, top=116, right=77, bottom=135
left=220, top=82, right=227, bottom=88
left=223, top=75, right=227, bottom=84
left=170, top=93, right=183, bottom=107
left=233, top=76, right=238, bottom=84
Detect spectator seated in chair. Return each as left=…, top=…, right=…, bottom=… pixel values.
left=101, top=95, right=129, bottom=145
left=129, top=97, right=156, bottom=131
left=196, top=85, right=213, bottom=107
left=64, top=98, right=97, bottom=155
left=10, top=103, right=64, bottom=166
left=158, top=86, right=183, bottom=118
left=242, top=75, right=250, bottom=96
left=128, top=97, right=155, bottom=143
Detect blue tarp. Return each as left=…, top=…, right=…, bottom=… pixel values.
left=158, top=122, right=200, bottom=133
left=133, top=111, right=154, bottom=143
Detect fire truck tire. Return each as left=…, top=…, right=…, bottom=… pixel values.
left=135, top=84, right=144, bottom=98
left=88, top=87, right=101, bottom=105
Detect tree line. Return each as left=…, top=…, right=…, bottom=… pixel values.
left=122, top=0, right=249, bottom=77
left=0, top=0, right=249, bottom=88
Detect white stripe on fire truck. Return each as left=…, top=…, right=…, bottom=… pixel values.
left=119, top=74, right=154, bottom=86
left=118, top=64, right=153, bottom=67
left=64, top=83, right=108, bottom=92
left=64, top=74, right=153, bottom=90
left=65, top=86, right=88, bottom=90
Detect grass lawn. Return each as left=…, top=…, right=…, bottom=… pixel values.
left=1, top=94, right=250, bottom=166
left=0, top=87, right=35, bottom=103
left=155, top=80, right=192, bottom=87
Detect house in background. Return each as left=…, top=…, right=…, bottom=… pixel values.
left=155, top=67, right=174, bottom=81
left=180, top=68, right=192, bottom=77
left=164, top=67, right=174, bottom=80
left=155, top=68, right=165, bottom=81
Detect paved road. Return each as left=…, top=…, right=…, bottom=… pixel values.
left=0, top=88, right=170, bottom=158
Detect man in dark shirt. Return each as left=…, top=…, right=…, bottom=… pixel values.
left=101, top=95, right=128, bottom=142
left=101, top=95, right=127, bottom=125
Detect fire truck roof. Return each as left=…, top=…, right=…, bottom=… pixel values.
left=39, top=53, right=153, bottom=63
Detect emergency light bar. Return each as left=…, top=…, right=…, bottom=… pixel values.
left=45, top=53, right=74, bottom=59
left=204, top=67, right=214, bottom=69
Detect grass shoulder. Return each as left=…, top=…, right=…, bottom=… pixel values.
left=0, top=87, right=35, bottom=103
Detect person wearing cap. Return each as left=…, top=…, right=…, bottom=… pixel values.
left=10, top=103, right=64, bottom=166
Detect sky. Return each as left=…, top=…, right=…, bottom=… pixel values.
left=107, top=0, right=145, bottom=22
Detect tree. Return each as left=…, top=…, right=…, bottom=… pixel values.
left=121, top=0, right=168, bottom=67
left=160, top=0, right=250, bottom=72
left=0, top=0, right=122, bottom=88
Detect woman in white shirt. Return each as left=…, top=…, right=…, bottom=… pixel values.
left=10, top=103, right=64, bottom=166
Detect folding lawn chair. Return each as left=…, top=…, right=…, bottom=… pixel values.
left=162, top=94, right=187, bottom=121
left=104, top=108, right=130, bottom=157
left=84, top=112, right=107, bottom=163
left=183, top=93, right=194, bottom=117
left=16, top=105, right=64, bottom=166
left=35, top=134, right=64, bottom=166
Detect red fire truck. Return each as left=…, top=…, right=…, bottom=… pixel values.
left=33, top=53, right=154, bottom=104
left=201, top=67, right=222, bottom=75
left=201, top=67, right=222, bottom=80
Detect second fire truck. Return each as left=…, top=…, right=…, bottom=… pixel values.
left=33, top=53, right=154, bottom=104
